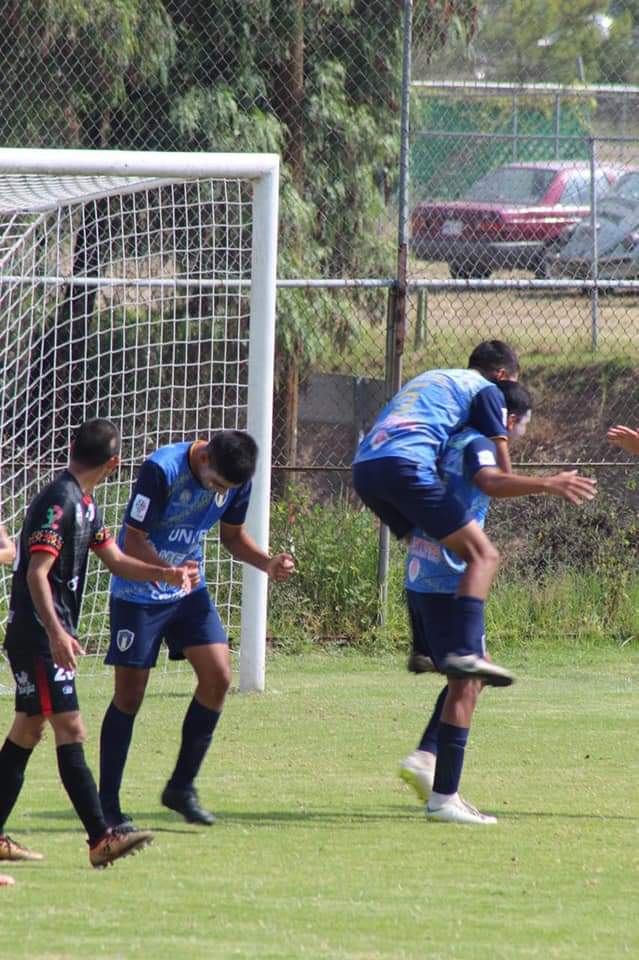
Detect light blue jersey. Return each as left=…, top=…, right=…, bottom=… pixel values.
left=405, top=430, right=496, bottom=594
left=111, top=442, right=251, bottom=604
left=353, top=369, right=507, bottom=472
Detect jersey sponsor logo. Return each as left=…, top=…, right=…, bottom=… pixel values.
left=407, top=557, right=421, bottom=582
left=131, top=494, right=150, bottom=522
left=43, top=504, right=64, bottom=530
left=168, top=528, right=198, bottom=545
left=67, top=576, right=79, bottom=592
left=370, top=430, right=389, bottom=451
left=62, top=685, right=73, bottom=695
left=116, top=629, right=135, bottom=652
left=214, top=490, right=229, bottom=508
left=477, top=450, right=497, bottom=467
left=14, top=671, right=35, bottom=697
left=179, top=489, right=192, bottom=503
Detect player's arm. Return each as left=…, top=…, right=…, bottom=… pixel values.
left=607, top=425, right=639, bottom=455
left=96, top=538, right=196, bottom=592
left=473, top=466, right=597, bottom=505
left=469, top=385, right=512, bottom=473
left=26, top=552, right=84, bottom=671
left=0, top=525, right=15, bottom=566
left=220, top=522, right=295, bottom=581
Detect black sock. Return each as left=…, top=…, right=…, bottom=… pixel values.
left=167, top=698, right=221, bottom=791
left=0, top=738, right=33, bottom=834
left=99, top=701, right=136, bottom=822
left=56, top=742, right=107, bottom=846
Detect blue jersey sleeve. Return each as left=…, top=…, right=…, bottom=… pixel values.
left=468, top=384, right=508, bottom=439
left=463, top=437, right=499, bottom=480
left=221, top=481, right=252, bottom=525
left=124, top=461, right=169, bottom=533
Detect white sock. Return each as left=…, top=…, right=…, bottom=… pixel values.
left=428, top=790, right=457, bottom=810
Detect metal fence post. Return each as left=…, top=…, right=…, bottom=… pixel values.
left=589, top=136, right=599, bottom=351
left=377, top=0, right=412, bottom=623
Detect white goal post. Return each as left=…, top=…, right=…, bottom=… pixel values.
left=0, top=148, right=279, bottom=693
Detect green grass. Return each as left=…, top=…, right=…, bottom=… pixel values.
left=3, top=650, right=639, bottom=959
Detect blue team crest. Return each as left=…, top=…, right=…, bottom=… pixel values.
left=215, top=490, right=229, bottom=508
left=116, top=629, right=135, bottom=652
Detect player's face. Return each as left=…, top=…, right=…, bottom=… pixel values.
left=193, top=453, right=241, bottom=494
left=508, top=409, right=531, bottom=440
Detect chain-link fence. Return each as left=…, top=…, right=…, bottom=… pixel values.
left=2, top=2, right=639, bottom=634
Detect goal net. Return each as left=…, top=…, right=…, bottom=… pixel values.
left=0, top=149, right=279, bottom=692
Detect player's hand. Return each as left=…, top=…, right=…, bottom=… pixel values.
left=164, top=564, right=194, bottom=594
left=49, top=629, right=85, bottom=672
left=548, top=470, right=597, bottom=505
left=0, top=525, right=15, bottom=566
left=607, top=425, right=639, bottom=455
left=266, top=554, right=295, bottom=582
left=184, top=561, right=201, bottom=588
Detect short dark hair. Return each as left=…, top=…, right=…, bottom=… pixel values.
left=468, top=340, right=519, bottom=379
left=497, top=380, right=532, bottom=417
left=206, top=430, right=258, bottom=484
left=72, top=419, right=120, bottom=467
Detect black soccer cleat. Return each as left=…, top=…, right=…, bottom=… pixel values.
left=161, top=785, right=216, bottom=826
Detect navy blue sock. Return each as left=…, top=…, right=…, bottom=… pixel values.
left=433, top=722, right=469, bottom=796
left=0, top=739, right=33, bottom=834
left=56, top=742, right=107, bottom=846
left=418, top=685, right=448, bottom=753
left=455, top=596, right=485, bottom=656
left=99, top=701, right=136, bottom=822
left=167, top=699, right=221, bottom=791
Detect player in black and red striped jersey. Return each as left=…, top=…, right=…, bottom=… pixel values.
left=0, top=419, right=196, bottom=870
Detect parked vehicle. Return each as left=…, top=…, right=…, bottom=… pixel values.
left=546, top=170, right=639, bottom=281
left=411, top=161, right=622, bottom=279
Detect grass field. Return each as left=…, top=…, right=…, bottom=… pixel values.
left=2, top=649, right=639, bottom=960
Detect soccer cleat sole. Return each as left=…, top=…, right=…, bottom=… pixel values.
left=442, top=657, right=514, bottom=687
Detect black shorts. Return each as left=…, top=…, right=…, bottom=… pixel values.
left=5, top=640, right=80, bottom=717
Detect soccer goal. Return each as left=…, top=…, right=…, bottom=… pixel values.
left=0, top=148, right=279, bottom=693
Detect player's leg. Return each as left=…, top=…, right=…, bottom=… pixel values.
left=0, top=644, right=50, bottom=862
left=161, top=591, right=229, bottom=825
left=426, top=677, right=495, bottom=825
left=0, top=713, right=45, bottom=862
left=99, top=666, right=151, bottom=829
left=49, top=709, right=153, bottom=867
left=100, top=597, right=167, bottom=828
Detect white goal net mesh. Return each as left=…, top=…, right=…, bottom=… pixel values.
left=0, top=173, right=255, bottom=680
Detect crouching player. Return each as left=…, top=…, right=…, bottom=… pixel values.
left=0, top=419, right=195, bottom=868
left=398, top=382, right=597, bottom=824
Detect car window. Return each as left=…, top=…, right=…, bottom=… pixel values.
left=561, top=171, right=613, bottom=205
left=608, top=172, right=639, bottom=202
left=463, top=167, right=555, bottom=204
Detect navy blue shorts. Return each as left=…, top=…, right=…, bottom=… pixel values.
left=352, top=457, right=470, bottom=540
left=5, top=640, right=80, bottom=717
left=406, top=591, right=485, bottom=670
left=106, top=588, right=227, bottom=669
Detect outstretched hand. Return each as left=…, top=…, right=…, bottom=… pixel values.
left=266, top=554, right=296, bottom=582
left=548, top=469, right=597, bottom=506
left=607, top=425, right=639, bottom=456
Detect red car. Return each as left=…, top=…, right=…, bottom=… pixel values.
left=411, top=161, right=622, bottom=279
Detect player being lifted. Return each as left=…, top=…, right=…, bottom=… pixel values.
left=98, top=430, right=295, bottom=830
left=0, top=419, right=194, bottom=869
left=398, top=381, right=597, bottom=824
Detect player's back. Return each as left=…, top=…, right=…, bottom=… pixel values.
left=353, top=368, right=499, bottom=470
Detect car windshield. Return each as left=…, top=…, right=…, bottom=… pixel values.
left=463, top=167, right=556, bottom=204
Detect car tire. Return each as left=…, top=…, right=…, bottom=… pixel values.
left=448, top=260, right=492, bottom=280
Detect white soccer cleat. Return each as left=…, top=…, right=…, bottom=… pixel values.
left=442, top=654, right=514, bottom=687
left=398, top=751, right=436, bottom=802
left=426, top=794, right=497, bottom=825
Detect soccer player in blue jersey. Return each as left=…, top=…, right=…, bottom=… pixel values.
left=397, top=382, right=597, bottom=824
left=353, top=341, right=521, bottom=685
left=98, top=430, right=295, bottom=829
